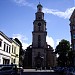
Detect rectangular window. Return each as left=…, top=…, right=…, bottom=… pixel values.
left=0, top=41, right=2, bottom=47
left=6, top=45, right=8, bottom=52
left=12, top=45, right=13, bottom=53
left=9, top=46, right=11, bottom=53
left=14, top=47, right=16, bottom=54
left=11, top=58, right=13, bottom=63
left=73, top=34, right=75, bottom=39
left=73, top=26, right=75, bottom=29
left=14, top=59, right=15, bottom=63
left=4, top=43, right=6, bottom=51
left=74, top=44, right=75, bottom=50
left=38, top=35, right=41, bottom=47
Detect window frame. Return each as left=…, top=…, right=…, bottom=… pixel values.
left=0, top=39, right=2, bottom=47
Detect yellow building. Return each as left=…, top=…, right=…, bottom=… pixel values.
left=11, top=38, right=20, bottom=67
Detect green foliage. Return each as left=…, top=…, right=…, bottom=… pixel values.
left=55, top=39, right=70, bottom=55
left=55, top=39, right=71, bottom=66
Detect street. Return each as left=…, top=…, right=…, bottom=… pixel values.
left=20, top=69, right=63, bottom=75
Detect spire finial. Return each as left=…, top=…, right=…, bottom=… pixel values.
left=39, top=0, right=41, bottom=4
left=39, top=2, right=40, bottom=4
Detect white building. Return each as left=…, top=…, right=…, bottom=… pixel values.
left=11, top=38, right=20, bottom=67
left=0, top=31, right=12, bottom=64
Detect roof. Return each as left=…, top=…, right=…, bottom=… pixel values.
left=10, top=38, right=20, bottom=46
left=70, top=9, right=75, bottom=20
left=0, top=31, right=12, bottom=43
left=37, top=3, right=43, bottom=8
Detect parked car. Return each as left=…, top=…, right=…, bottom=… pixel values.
left=0, top=64, right=18, bottom=75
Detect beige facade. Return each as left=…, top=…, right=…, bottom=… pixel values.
left=11, top=39, right=20, bottom=67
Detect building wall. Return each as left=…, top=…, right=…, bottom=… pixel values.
left=70, top=9, right=75, bottom=66
left=11, top=39, right=20, bottom=67
left=0, top=34, right=11, bottom=64
left=32, top=48, right=46, bottom=67
left=0, top=31, right=20, bottom=66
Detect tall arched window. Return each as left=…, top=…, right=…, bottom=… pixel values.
left=38, top=23, right=41, bottom=31
left=38, top=35, right=41, bottom=47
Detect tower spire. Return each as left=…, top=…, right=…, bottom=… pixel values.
left=39, top=0, right=40, bottom=4
left=37, top=2, right=42, bottom=12
left=39, top=2, right=40, bottom=4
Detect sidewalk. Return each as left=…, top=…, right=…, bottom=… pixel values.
left=23, top=69, right=54, bottom=72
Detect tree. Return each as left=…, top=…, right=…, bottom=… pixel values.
left=55, top=39, right=70, bottom=66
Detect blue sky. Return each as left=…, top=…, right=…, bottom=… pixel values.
left=0, top=0, right=75, bottom=49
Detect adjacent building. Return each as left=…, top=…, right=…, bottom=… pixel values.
left=0, top=31, right=11, bottom=64
left=70, top=9, right=75, bottom=66
left=11, top=38, right=20, bottom=67
left=0, top=31, right=20, bottom=66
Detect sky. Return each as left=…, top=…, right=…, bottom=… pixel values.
left=0, top=0, right=75, bottom=49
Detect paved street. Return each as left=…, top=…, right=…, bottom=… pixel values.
left=22, top=72, right=62, bottom=75
left=23, top=69, right=54, bottom=72
left=21, top=69, right=63, bottom=75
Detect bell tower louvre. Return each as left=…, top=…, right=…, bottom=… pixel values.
left=24, top=3, right=56, bottom=68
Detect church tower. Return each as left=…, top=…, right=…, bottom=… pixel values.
left=70, top=9, right=75, bottom=66
left=24, top=3, right=56, bottom=68
left=32, top=3, right=47, bottom=67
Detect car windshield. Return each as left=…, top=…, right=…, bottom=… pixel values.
left=0, top=66, right=12, bottom=71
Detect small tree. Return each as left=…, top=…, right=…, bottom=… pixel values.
left=55, top=39, right=70, bottom=66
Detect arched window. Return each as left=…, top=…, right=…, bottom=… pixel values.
left=38, top=35, right=41, bottom=47
left=38, top=23, right=41, bottom=31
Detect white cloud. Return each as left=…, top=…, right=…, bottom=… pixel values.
left=46, top=36, right=54, bottom=48
left=13, top=0, right=35, bottom=8
left=22, top=42, right=30, bottom=50
left=13, top=0, right=75, bottom=19
left=12, top=34, right=30, bottom=49
left=43, top=7, right=75, bottom=19
left=56, top=39, right=61, bottom=46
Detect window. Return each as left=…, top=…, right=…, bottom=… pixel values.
left=73, top=34, right=75, bottom=39
left=38, top=17, right=41, bottom=19
left=14, top=59, right=15, bottom=63
left=38, top=23, right=41, bottom=31
left=38, top=35, right=41, bottom=41
left=14, top=47, right=16, bottom=54
left=12, top=45, right=13, bottom=53
left=4, top=43, right=6, bottom=51
left=74, top=44, right=75, bottom=50
left=73, top=26, right=75, bottom=29
left=38, top=35, right=41, bottom=47
left=39, top=8, right=41, bottom=11
left=0, top=40, right=2, bottom=47
left=9, top=46, right=11, bottom=53
left=11, top=58, right=13, bottom=63
left=74, top=18, right=75, bottom=21
left=6, top=45, right=8, bottom=52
